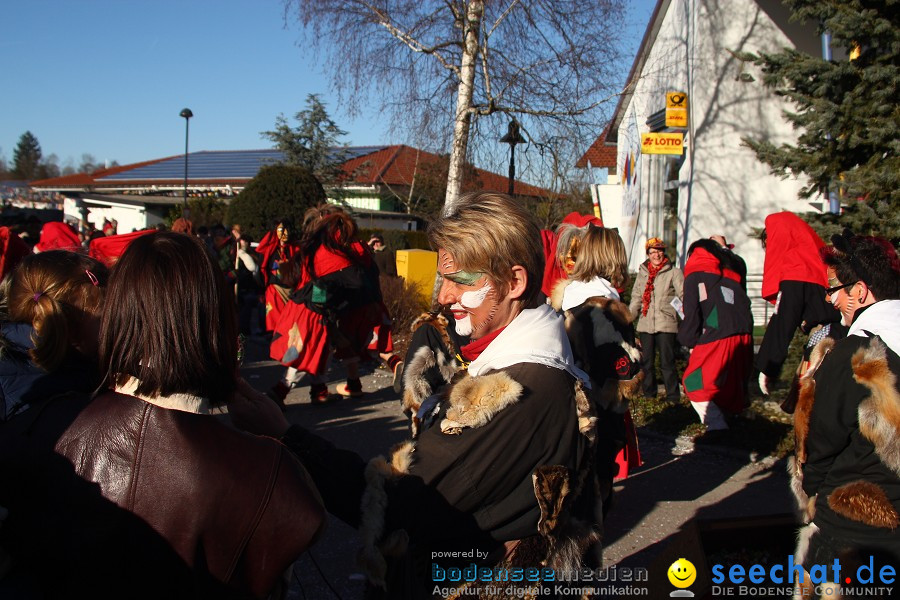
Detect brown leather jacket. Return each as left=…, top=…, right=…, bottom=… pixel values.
left=54, top=391, right=325, bottom=599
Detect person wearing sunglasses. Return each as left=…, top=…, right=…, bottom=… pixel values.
left=789, top=230, right=900, bottom=589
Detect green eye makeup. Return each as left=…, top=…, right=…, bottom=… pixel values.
left=442, top=270, right=485, bottom=285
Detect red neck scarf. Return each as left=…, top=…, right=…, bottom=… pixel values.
left=641, top=258, right=669, bottom=317
left=460, top=326, right=506, bottom=362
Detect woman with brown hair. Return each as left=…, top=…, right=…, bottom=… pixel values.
left=1, top=250, right=108, bottom=421
left=49, top=231, right=325, bottom=598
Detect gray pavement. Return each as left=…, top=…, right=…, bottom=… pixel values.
left=239, top=336, right=797, bottom=599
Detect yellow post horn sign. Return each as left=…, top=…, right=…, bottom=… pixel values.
left=666, top=91, right=688, bottom=128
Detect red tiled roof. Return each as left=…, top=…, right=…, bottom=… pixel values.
left=31, top=146, right=553, bottom=198
left=576, top=124, right=616, bottom=169
left=342, top=145, right=551, bottom=197
left=29, top=156, right=176, bottom=187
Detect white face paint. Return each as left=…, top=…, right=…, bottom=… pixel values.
left=449, top=283, right=492, bottom=336
left=450, top=303, right=473, bottom=336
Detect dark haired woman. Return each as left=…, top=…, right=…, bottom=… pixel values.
left=677, top=239, right=753, bottom=430
left=49, top=232, right=325, bottom=597
left=270, top=205, right=399, bottom=403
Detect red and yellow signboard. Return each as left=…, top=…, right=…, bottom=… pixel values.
left=665, top=91, right=688, bottom=128
left=641, top=132, right=684, bottom=155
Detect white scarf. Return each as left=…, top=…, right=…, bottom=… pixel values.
left=467, top=304, right=590, bottom=386
left=561, top=276, right=619, bottom=311
left=848, top=299, right=900, bottom=355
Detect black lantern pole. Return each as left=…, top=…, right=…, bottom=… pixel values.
left=499, top=119, right=526, bottom=196
left=179, top=108, right=193, bottom=213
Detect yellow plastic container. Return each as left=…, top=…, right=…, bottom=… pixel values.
left=396, top=249, right=437, bottom=305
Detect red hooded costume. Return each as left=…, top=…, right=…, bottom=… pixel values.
left=35, top=222, right=81, bottom=253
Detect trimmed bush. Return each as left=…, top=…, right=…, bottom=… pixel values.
left=226, top=165, right=326, bottom=240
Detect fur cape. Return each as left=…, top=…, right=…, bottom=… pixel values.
left=550, top=280, right=643, bottom=411
left=400, top=312, right=465, bottom=438
left=360, top=370, right=599, bottom=597
left=791, top=336, right=900, bottom=546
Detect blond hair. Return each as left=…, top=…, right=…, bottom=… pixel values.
left=7, top=251, right=108, bottom=371
left=560, top=225, right=628, bottom=289
left=428, top=192, right=544, bottom=306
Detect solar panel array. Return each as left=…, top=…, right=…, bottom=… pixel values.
left=98, top=147, right=387, bottom=182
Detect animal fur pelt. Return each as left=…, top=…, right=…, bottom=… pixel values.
left=358, top=441, right=415, bottom=588
left=440, top=372, right=523, bottom=435
left=789, top=338, right=834, bottom=522
left=401, top=312, right=464, bottom=437
left=790, top=334, right=900, bottom=571
left=852, top=338, right=900, bottom=477
left=444, top=465, right=601, bottom=600
left=551, top=279, right=643, bottom=413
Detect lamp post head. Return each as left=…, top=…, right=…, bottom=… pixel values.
left=499, top=119, right=525, bottom=147
left=180, top=108, right=193, bottom=120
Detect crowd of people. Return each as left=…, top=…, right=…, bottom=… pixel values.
left=0, top=196, right=896, bottom=599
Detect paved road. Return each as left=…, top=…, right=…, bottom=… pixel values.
left=239, top=337, right=796, bottom=599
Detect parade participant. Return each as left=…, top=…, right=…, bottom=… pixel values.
left=0, top=227, right=29, bottom=281
left=549, top=224, right=642, bottom=557
left=790, top=230, right=900, bottom=592
left=33, top=221, right=81, bottom=253
left=232, top=192, right=599, bottom=599
left=235, top=233, right=262, bottom=336
left=368, top=233, right=397, bottom=277
left=269, top=205, right=399, bottom=403
left=540, top=211, right=603, bottom=297
left=0, top=251, right=108, bottom=421
left=45, top=232, right=325, bottom=597
left=628, top=237, right=684, bottom=402
left=709, top=234, right=747, bottom=290
left=257, top=218, right=301, bottom=332
left=756, top=212, right=839, bottom=395
left=677, top=239, right=754, bottom=430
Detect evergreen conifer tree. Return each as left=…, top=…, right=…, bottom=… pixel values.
left=742, top=0, right=899, bottom=242
left=12, top=131, right=43, bottom=180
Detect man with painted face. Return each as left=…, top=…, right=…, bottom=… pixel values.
left=229, top=192, right=600, bottom=599
left=789, top=230, right=900, bottom=586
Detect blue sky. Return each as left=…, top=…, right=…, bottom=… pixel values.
left=2, top=0, right=657, bottom=170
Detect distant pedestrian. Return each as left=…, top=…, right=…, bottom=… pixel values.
left=367, top=233, right=397, bottom=277
left=629, top=237, right=684, bottom=402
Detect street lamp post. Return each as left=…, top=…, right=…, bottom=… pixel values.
left=499, top=119, right=526, bottom=196
left=180, top=108, right=193, bottom=213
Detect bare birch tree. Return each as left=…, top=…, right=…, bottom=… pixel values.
left=283, top=0, right=626, bottom=212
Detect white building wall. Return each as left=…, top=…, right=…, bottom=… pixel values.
left=616, top=0, right=819, bottom=286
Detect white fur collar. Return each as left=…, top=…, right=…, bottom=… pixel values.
left=115, top=377, right=211, bottom=415
left=561, top=276, right=619, bottom=311
left=467, top=304, right=590, bottom=385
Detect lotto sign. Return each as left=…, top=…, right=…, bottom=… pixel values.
left=641, top=132, right=684, bottom=155
left=666, top=91, right=688, bottom=128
